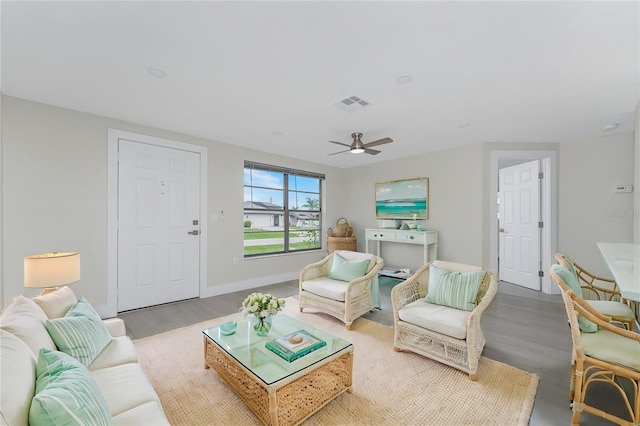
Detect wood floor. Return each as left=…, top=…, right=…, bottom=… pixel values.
left=119, top=279, right=630, bottom=426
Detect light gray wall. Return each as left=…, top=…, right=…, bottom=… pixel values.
left=1, top=94, right=636, bottom=312
left=337, top=136, right=635, bottom=282
left=0, top=93, right=3, bottom=306
left=1, top=96, right=343, bottom=312
left=558, top=132, right=635, bottom=277
left=635, top=102, right=640, bottom=243
left=340, top=143, right=485, bottom=273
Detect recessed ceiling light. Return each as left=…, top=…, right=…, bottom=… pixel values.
left=602, top=123, right=620, bottom=131
left=396, top=75, right=412, bottom=84
left=271, top=131, right=282, bottom=136
left=147, top=67, right=167, bottom=78
left=458, top=123, right=471, bottom=128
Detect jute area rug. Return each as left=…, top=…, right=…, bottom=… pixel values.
left=133, top=297, right=538, bottom=425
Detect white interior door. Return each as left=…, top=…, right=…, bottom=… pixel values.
left=117, top=139, right=200, bottom=311
left=498, top=160, right=541, bottom=291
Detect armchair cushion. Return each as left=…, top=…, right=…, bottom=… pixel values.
left=301, top=277, right=350, bottom=302
left=551, top=265, right=597, bottom=332
left=587, top=300, right=635, bottom=319
left=581, top=329, right=640, bottom=371
left=398, top=299, right=471, bottom=340
left=46, top=297, right=113, bottom=366
left=327, top=252, right=369, bottom=282
left=30, top=348, right=110, bottom=426
left=425, top=264, right=485, bottom=311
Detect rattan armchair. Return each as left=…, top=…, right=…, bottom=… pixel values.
left=299, top=250, right=383, bottom=330
left=391, top=260, right=497, bottom=380
left=550, top=264, right=640, bottom=426
left=556, top=253, right=635, bottom=331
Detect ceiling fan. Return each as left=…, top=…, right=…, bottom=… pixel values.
left=328, top=132, right=393, bottom=156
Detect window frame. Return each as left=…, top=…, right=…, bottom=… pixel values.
left=243, top=161, right=324, bottom=257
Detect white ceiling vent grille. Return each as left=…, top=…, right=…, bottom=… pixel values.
left=332, top=95, right=371, bottom=112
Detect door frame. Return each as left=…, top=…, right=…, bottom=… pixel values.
left=106, top=129, right=208, bottom=317
left=490, top=150, right=558, bottom=294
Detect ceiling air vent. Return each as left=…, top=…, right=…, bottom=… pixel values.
left=332, top=95, right=371, bottom=112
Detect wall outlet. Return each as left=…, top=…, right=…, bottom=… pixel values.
left=232, top=256, right=239, bottom=265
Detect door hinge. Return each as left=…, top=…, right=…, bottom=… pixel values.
left=538, top=221, right=544, bottom=228
left=538, top=270, right=544, bottom=277
left=538, top=172, right=543, bottom=179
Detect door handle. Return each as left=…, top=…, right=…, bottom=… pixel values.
left=498, top=228, right=506, bottom=233
left=188, top=230, right=199, bottom=235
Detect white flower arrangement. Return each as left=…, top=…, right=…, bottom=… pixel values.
left=241, top=292, right=286, bottom=318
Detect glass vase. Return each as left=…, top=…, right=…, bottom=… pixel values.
left=251, top=315, right=273, bottom=336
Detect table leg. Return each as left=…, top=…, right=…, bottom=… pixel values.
left=268, top=393, right=279, bottom=426
left=203, top=337, right=209, bottom=369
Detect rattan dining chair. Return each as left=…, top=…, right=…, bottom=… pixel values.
left=550, top=264, right=640, bottom=426
left=555, top=253, right=635, bottom=331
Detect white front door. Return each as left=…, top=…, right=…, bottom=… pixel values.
left=117, top=139, right=201, bottom=311
left=498, top=160, right=541, bottom=290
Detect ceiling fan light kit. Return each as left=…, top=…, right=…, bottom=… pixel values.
left=328, top=132, right=393, bottom=156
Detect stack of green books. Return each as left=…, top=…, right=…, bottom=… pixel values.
left=265, top=330, right=326, bottom=362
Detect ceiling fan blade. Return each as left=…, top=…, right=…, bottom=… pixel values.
left=363, top=137, right=393, bottom=148
left=364, top=148, right=381, bottom=155
left=328, top=140, right=352, bottom=148
left=328, top=149, right=351, bottom=156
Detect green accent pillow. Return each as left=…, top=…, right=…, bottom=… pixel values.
left=45, top=297, right=112, bottom=366
left=328, top=253, right=370, bottom=282
left=552, top=264, right=597, bottom=332
left=425, top=264, right=485, bottom=311
left=561, top=259, right=582, bottom=297
left=30, top=348, right=111, bottom=426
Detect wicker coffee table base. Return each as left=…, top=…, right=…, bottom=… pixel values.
left=204, top=337, right=353, bottom=426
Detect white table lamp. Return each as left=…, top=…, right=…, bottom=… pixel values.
left=24, top=251, right=81, bottom=295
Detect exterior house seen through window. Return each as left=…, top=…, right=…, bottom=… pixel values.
left=244, top=161, right=324, bottom=257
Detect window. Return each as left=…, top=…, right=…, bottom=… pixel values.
left=244, top=161, right=324, bottom=257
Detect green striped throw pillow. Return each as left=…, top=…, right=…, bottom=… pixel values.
left=45, top=297, right=112, bottom=366
left=30, top=348, right=111, bottom=426
left=425, top=264, right=485, bottom=311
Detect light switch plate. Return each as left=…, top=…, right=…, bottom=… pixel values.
left=614, top=185, right=633, bottom=193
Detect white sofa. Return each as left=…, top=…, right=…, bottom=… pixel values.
left=0, top=287, right=168, bottom=426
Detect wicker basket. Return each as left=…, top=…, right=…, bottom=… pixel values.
left=327, top=236, right=357, bottom=254
left=329, top=218, right=353, bottom=237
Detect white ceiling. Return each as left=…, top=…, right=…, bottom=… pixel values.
left=2, top=1, right=638, bottom=168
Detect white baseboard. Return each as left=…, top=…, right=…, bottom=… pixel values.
left=200, top=272, right=299, bottom=299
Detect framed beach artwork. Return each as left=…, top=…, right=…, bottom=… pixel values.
left=375, top=177, right=429, bottom=219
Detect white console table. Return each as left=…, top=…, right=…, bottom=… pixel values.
left=365, top=228, right=438, bottom=265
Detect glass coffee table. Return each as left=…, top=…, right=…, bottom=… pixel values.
left=203, top=314, right=353, bottom=426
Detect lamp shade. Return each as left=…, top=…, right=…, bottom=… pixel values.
left=24, top=251, right=81, bottom=289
